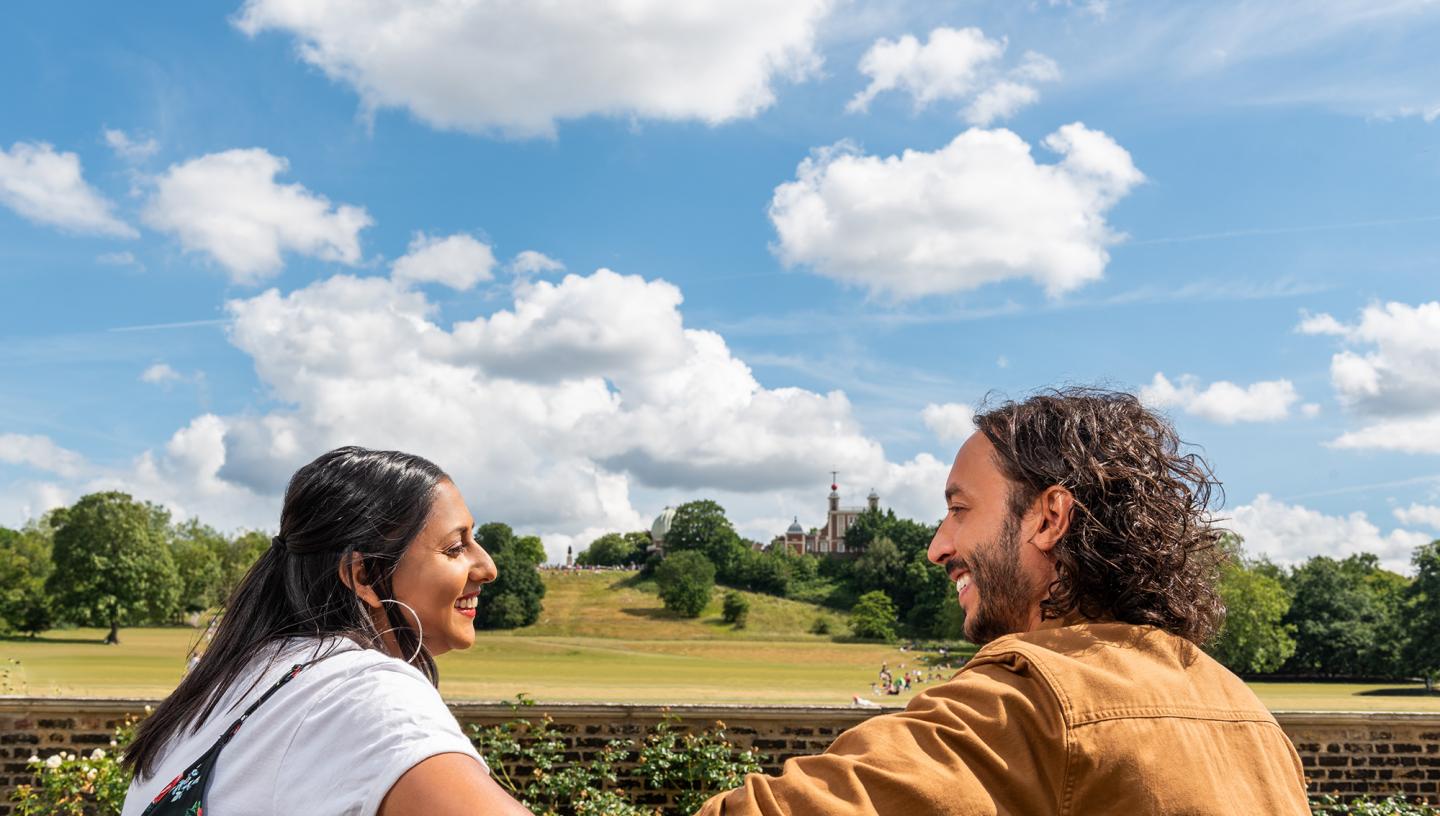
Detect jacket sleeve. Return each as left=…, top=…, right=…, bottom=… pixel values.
left=694, top=654, right=1068, bottom=816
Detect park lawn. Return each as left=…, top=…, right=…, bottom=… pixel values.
left=2, top=573, right=1437, bottom=709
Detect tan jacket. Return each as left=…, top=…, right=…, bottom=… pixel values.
left=696, top=621, right=1309, bottom=815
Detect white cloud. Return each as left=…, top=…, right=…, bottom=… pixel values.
left=768, top=123, right=1142, bottom=299
left=13, top=265, right=946, bottom=550
left=1394, top=503, right=1440, bottom=532
left=1299, top=301, right=1440, bottom=453
left=1230, top=493, right=1430, bottom=573
left=102, top=128, right=158, bottom=161
left=97, top=251, right=142, bottom=269
left=1301, top=402, right=1321, bottom=418
left=510, top=250, right=565, bottom=277
left=1140, top=372, right=1300, bottom=424
left=235, top=0, right=833, bottom=139
left=0, top=142, right=136, bottom=237
left=141, top=363, right=183, bottom=384
left=921, top=402, right=975, bottom=444
left=0, top=434, right=87, bottom=478
left=143, top=148, right=372, bottom=284
left=847, top=27, right=1059, bottom=126
left=391, top=232, right=496, bottom=291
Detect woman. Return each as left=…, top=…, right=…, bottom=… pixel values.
left=121, top=447, right=531, bottom=816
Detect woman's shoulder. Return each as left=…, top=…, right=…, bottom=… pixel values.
left=280, top=637, right=437, bottom=696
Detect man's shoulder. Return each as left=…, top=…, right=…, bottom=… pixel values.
left=961, top=621, right=1274, bottom=726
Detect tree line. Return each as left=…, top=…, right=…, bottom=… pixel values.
left=0, top=491, right=547, bottom=642
left=599, top=499, right=1440, bottom=685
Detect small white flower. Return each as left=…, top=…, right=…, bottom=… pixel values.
left=91, top=748, right=106, bottom=760
left=60, top=751, right=71, bottom=760
left=109, top=739, right=117, bottom=747
left=143, top=704, right=153, bottom=714
left=86, top=768, right=97, bottom=779
left=44, top=754, right=61, bottom=769
left=27, top=755, right=39, bottom=764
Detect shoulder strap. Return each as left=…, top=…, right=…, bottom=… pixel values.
left=142, top=663, right=306, bottom=816
left=217, top=662, right=305, bottom=746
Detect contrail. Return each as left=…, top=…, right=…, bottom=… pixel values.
left=1128, top=214, right=1440, bottom=246
left=1281, top=472, right=1440, bottom=502
left=108, top=318, right=229, bottom=333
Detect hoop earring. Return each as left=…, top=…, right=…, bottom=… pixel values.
left=378, top=598, right=425, bottom=665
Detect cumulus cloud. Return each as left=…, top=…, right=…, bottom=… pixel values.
left=391, top=232, right=496, bottom=291
left=234, top=0, right=833, bottom=139
left=0, top=142, right=136, bottom=237
left=922, top=402, right=975, bottom=443
left=14, top=264, right=944, bottom=560
left=143, top=148, right=372, bottom=284
left=1394, top=503, right=1440, bottom=531
left=510, top=250, right=565, bottom=277
left=847, top=27, right=1059, bottom=125
left=0, top=434, right=87, bottom=478
left=1299, top=301, right=1440, bottom=453
left=1140, top=372, right=1300, bottom=423
left=140, top=363, right=183, bottom=384
left=102, top=128, right=158, bottom=161
left=769, top=123, right=1142, bottom=299
left=1230, top=493, right=1430, bottom=573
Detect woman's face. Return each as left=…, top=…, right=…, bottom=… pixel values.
left=388, top=479, right=497, bottom=657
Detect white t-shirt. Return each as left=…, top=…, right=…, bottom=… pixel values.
left=122, top=638, right=487, bottom=816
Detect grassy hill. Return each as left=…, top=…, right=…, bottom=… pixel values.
left=507, top=569, right=848, bottom=641
left=7, top=571, right=1440, bottom=709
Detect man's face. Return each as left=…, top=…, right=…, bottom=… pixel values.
left=927, top=433, right=1052, bottom=644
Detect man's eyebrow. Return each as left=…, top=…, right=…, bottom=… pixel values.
left=944, top=485, right=969, bottom=502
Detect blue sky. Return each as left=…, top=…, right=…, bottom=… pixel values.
left=3, top=0, right=1439, bottom=569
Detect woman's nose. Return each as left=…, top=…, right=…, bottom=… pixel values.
left=473, top=548, right=498, bottom=584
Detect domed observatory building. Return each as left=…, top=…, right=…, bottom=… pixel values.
left=773, top=479, right=881, bottom=557
left=648, top=505, right=676, bottom=556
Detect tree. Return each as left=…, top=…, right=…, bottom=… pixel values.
left=170, top=519, right=226, bottom=617
left=655, top=551, right=715, bottom=618
left=0, top=525, right=53, bottom=636
left=1282, top=554, right=1409, bottom=676
left=1403, top=540, right=1440, bottom=691
left=514, top=535, right=547, bottom=567
left=473, top=523, right=547, bottom=630
left=731, top=548, right=792, bottom=596
left=665, top=501, right=746, bottom=583
left=721, top=591, right=749, bottom=627
left=577, top=532, right=646, bottom=567
left=1209, top=559, right=1296, bottom=674
left=850, top=590, right=898, bottom=642
left=221, top=530, right=272, bottom=596
left=46, top=492, right=181, bottom=644
left=853, top=537, right=905, bottom=597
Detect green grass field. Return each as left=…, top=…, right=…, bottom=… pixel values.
left=3, top=571, right=1437, bottom=711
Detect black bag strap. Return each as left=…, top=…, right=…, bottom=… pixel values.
left=141, top=663, right=305, bottom=815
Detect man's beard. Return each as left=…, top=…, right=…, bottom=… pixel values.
left=949, top=514, right=1033, bottom=645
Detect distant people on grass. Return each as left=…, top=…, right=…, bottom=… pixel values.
left=121, top=446, right=531, bottom=816
left=697, top=387, right=1311, bottom=815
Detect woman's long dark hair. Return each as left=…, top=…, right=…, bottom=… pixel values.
left=124, top=446, right=448, bottom=780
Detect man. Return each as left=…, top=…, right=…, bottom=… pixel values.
left=697, top=388, right=1310, bottom=815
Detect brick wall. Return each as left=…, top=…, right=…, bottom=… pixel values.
left=2, top=698, right=1436, bottom=812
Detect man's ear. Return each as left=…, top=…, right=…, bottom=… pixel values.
left=1028, top=485, right=1075, bottom=553
left=338, top=551, right=382, bottom=610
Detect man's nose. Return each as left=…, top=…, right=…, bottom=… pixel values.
left=928, top=518, right=955, bottom=566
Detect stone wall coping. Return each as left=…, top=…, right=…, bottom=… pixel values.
left=3, top=696, right=1438, bottom=727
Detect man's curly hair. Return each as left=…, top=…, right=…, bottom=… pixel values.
left=974, top=386, right=1227, bottom=643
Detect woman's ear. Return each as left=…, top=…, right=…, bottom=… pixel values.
left=338, top=551, right=382, bottom=609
